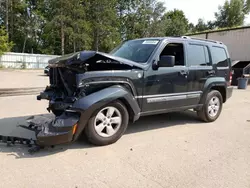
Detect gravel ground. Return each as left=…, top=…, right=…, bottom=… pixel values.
left=0, top=70, right=250, bottom=188
left=0, top=69, right=49, bottom=88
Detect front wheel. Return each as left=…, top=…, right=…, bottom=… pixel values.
left=84, top=101, right=129, bottom=146
left=197, top=90, right=223, bottom=122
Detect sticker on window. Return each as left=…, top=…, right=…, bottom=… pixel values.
left=142, top=40, right=159, bottom=45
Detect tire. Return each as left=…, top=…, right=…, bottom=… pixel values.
left=84, top=100, right=129, bottom=146
left=197, top=90, right=223, bottom=122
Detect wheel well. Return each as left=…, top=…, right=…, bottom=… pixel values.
left=210, top=86, right=226, bottom=102
left=118, top=98, right=134, bottom=122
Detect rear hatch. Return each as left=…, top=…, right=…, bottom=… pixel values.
left=211, top=46, right=232, bottom=86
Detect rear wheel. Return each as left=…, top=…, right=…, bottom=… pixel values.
left=197, top=90, right=223, bottom=122
left=84, top=101, right=129, bottom=146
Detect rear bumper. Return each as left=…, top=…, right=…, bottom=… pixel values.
left=226, top=86, right=233, bottom=100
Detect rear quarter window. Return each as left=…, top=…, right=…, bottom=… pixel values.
left=211, top=46, right=229, bottom=67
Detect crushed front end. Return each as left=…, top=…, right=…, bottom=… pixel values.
left=34, top=66, right=82, bottom=146
left=1, top=51, right=142, bottom=150
left=0, top=65, right=81, bottom=151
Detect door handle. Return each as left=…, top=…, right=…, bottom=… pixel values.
left=207, top=70, right=215, bottom=75
left=179, top=70, right=188, bottom=76
left=179, top=70, right=188, bottom=79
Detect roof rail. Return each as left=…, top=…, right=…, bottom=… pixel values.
left=181, top=36, right=223, bottom=45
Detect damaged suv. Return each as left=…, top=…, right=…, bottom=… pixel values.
left=37, top=36, right=233, bottom=146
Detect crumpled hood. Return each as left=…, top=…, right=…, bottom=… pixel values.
left=48, top=51, right=145, bottom=69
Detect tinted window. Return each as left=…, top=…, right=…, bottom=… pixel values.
left=188, top=44, right=210, bottom=66
left=110, top=39, right=159, bottom=63
left=160, top=43, right=185, bottom=66
left=211, top=47, right=228, bottom=67
left=204, top=46, right=210, bottom=64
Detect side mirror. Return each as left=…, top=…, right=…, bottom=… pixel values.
left=158, top=55, right=175, bottom=68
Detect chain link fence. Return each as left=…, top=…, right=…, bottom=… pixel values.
left=0, top=52, right=60, bottom=69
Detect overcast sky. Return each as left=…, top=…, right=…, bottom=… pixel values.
left=163, top=0, right=250, bottom=25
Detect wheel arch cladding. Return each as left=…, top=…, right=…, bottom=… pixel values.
left=210, top=86, right=226, bottom=102
left=117, top=97, right=136, bottom=122
left=200, top=77, right=227, bottom=104
left=71, top=85, right=140, bottom=140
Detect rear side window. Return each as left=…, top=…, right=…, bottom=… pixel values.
left=188, top=44, right=211, bottom=66
left=211, top=47, right=229, bottom=67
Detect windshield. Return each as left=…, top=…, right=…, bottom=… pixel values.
left=110, top=39, right=160, bottom=63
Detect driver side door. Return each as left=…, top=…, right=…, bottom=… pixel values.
left=141, top=41, right=191, bottom=114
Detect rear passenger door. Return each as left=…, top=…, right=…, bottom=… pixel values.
left=186, top=42, right=213, bottom=103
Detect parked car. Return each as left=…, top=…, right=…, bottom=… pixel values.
left=44, top=66, right=50, bottom=76
left=35, top=36, right=233, bottom=147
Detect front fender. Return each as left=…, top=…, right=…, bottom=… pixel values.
left=71, top=85, right=140, bottom=140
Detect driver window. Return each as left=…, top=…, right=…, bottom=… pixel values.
left=160, top=43, right=185, bottom=66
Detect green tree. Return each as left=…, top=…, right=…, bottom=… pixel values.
left=147, top=1, right=166, bottom=37
left=0, top=26, right=13, bottom=56
left=162, top=9, right=189, bottom=36
left=193, top=19, right=216, bottom=32
left=41, top=0, right=75, bottom=55
left=40, top=0, right=92, bottom=55
left=68, top=1, right=92, bottom=53
left=1, top=0, right=206, bottom=54
left=117, top=0, right=165, bottom=40
left=188, top=23, right=195, bottom=33
left=207, top=21, right=216, bottom=30
left=116, top=0, right=135, bottom=40
left=215, top=0, right=250, bottom=28
left=86, top=0, right=120, bottom=52
left=195, top=18, right=208, bottom=32
left=0, top=0, right=44, bottom=53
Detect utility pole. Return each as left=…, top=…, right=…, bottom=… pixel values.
left=10, top=0, right=13, bottom=41
left=6, top=0, right=9, bottom=42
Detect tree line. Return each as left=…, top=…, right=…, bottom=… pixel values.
left=0, top=0, right=250, bottom=55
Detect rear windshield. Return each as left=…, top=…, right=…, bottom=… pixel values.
left=110, top=39, right=159, bottom=63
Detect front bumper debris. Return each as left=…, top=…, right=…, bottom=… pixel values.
left=0, top=112, right=80, bottom=154
left=21, top=113, right=79, bottom=146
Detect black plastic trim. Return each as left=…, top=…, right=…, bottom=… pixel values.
left=70, top=85, right=141, bottom=140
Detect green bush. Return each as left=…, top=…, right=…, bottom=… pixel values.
left=0, top=27, right=13, bottom=56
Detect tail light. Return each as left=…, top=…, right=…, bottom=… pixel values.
left=228, top=70, right=233, bottom=86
